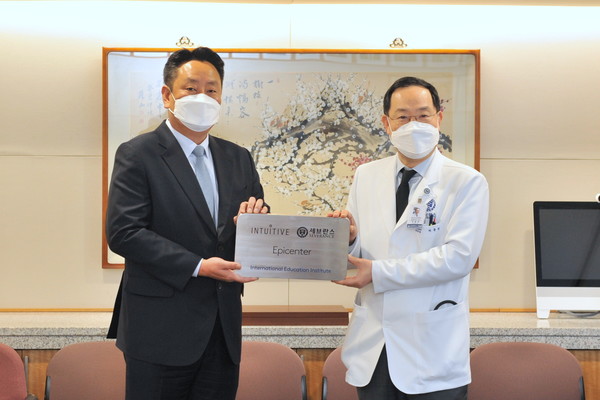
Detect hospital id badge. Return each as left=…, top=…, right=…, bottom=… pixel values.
left=407, top=201, right=426, bottom=229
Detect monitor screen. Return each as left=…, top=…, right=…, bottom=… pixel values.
left=534, top=201, right=600, bottom=287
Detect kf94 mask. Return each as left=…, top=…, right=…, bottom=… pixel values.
left=389, top=120, right=440, bottom=159
left=170, top=93, right=221, bottom=132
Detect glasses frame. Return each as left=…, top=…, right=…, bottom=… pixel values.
left=387, top=111, right=441, bottom=126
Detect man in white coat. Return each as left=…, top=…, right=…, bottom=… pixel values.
left=329, top=77, right=489, bottom=400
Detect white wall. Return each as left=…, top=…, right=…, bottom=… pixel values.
left=0, top=1, right=598, bottom=309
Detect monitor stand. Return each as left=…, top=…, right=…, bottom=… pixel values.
left=536, top=287, right=600, bottom=318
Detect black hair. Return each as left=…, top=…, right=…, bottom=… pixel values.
left=382, top=76, right=441, bottom=115
left=163, top=47, right=225, bottom=89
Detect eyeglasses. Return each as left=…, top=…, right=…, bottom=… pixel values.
left=388, top=112, right=439, bottom=125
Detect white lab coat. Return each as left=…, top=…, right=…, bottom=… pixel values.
left=342, top=150, right=489, bottom=394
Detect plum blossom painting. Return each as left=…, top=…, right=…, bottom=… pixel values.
left=103, top=49, right=479, bottom=266
left=211, top=51, right=478, bottom=215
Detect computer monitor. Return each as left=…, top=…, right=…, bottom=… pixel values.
left=534, top=201, right=600, bottom=318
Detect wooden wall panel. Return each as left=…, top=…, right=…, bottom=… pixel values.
left=17, top=349, right=57, bottom=400
left=296, top=348, right=336, bottom=400
left=571, top=350, right=600, bottom=400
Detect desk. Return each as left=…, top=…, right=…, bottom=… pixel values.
left=2, top=312, right=600, bottom=400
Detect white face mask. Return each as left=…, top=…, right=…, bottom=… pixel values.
left=389, top=120, right=440, bottom=159
left=169, top=93, right=221, bottom=132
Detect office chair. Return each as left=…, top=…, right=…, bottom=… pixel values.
left=236, top=341, right=307, bottom=400
left=44, top=341, right=125, bottom=400
left=322, top=347, right=358, bottom=400
left=469, top=341, right=585, bottom=400
left=0, top=342, right=37, bottom=400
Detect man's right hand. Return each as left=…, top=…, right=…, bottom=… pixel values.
left=198, top=257, right=258, bottom=283
left=233, top=196, right=268, bottom=224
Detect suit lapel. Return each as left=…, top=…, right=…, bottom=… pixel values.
left=156, top=122, right=217, bottom=234
left=209, top=136, right=234, bottom=236
left=375, top=156, right=399, bottom=238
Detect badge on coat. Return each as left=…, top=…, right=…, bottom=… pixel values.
left=408, top=187, right=440, bottom=232
left=407, top=198, right=425, bottom=229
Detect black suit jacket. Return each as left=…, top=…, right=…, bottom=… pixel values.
left=105, top=121, right=265, bottom=366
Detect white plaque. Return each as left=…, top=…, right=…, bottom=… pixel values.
left=235, top=214, right=350, bottom=280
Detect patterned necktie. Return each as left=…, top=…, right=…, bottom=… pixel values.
left=396, top=168, right=417, bottom=222
left=192, top=146, right=216, bottom=224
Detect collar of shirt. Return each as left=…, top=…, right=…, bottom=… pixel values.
left=166, top=119, right=214, bottom=169
left=394, top=149, right=438, bottom=188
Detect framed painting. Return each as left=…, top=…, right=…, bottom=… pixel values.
left=102, top=48, right=480, bottom=268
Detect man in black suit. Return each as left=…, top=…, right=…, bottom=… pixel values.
left=106, top=47, right=267, bottom=400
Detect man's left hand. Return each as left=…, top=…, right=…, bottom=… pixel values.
left=333, top=255, right=372, bottom=288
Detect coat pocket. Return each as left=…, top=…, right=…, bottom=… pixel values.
left=125, top=276, right=174, bottom=298
left=413, top=301, right=470, bottom=383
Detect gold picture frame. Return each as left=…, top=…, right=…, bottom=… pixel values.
left=102, top=48, right=480, bottom=268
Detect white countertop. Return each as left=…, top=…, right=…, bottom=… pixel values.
left=1, top=311, right=600, bottom=350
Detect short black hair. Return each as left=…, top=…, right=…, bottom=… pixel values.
left=383, top=76, right=441, bottom=115
left=163, top=47, right=225, bottom=89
